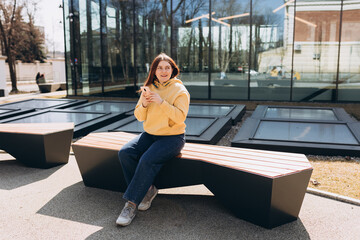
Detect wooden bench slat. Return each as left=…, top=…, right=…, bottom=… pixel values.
left=183, top=145, right=311, bottom=166
left=82, top=132, right=307, bottom=161
left=0, top=123, right=75, bottom=134
left=74, top=133, right=310, bottom=169
left=73, top=132, right=312, bottom=178
left=182, top=152, right=304, bottom=172
left=181, top=151, right=309, bottom=172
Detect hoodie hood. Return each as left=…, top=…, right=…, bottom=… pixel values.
left=152, top=78, right=184, bottom=89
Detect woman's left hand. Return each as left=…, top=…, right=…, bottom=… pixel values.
left=149, top=92, right=164, bottom=105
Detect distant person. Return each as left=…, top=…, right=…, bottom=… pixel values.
left=116, top=53, right=190, bottom=226
left=36, top=73, right=45, bottom=84
left=35, top=72, right=41, bottom=84
left=270, top=67, right=278, bottom=77
left=293, top=71, right=301, bottom=80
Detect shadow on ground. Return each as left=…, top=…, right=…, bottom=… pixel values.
left=0, top=157, right=62, bottom=190
left=37, top=182, right=310, bottom=239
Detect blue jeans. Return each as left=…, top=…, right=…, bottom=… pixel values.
left=118, top=132, right=185, bottom=205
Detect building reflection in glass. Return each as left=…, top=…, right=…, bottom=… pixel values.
left=63, top=0, right=360, bottom=102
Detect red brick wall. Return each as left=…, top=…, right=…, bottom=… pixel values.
left=294, top=9, right=360, bottom=42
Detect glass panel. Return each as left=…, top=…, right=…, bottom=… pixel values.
left=103, top=0, right=135, bottom=97
left=265, top=107, right=338, bottom=120
left=135, top=0, right=171, bottom=86
left=78, top=0, right=90, bottom=95
left=338, top=0, right=360, bottom=101
left=71, top=0, right=83, bottom=96
left=251, top=0, right=290, bottom=101
left=9, top=112, right=106, bottom=126
left=0, top=109, right=13, bottom=114
left=113, top=119, right=143, bottom=133
left=188, top=104, right=233, bottom=116
left=185, top=117, right=216, bottom=136
left=171, top=0, right=210, bottom=99
left=75, top=101, right=135, bottom=113
left=292, top=0, right=341, bottom=101
left=210, top=0, right=250, bottom=100
left=64, top=0, right=73, bottom=95
left=2, top=99, right=71, bottom=109
left=114, top=117, right=216, bottom=136
left=254, top=121, right=358, bottom=144
left=87, top=0, right=102, bottom=95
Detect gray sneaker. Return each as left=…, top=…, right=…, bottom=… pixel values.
left=116, top=202, right=137, bottom=226
left=138, top=186, right=158, bottom=211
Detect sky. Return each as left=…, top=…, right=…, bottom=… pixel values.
left=36, top=0, right=64, bottom=53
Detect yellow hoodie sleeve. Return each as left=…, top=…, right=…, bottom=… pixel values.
left=159, top=91, right=190, bottom=124
left=134, top=95, right=148, bottom=122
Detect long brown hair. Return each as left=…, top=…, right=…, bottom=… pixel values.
left=143, top=53, right=180, bottom=86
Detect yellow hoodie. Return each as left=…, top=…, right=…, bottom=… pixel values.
left=134, top=78, right=190, bottom=136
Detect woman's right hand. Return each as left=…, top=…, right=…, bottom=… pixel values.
left=141, top=91, right=151, bottom=108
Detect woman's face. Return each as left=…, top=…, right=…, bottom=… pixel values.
left=155, top=60, right=173, bottom=84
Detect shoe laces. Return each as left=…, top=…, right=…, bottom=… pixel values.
left=121, top=204, right=134, bottom=217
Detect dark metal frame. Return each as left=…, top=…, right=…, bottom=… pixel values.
left=65, top=100, right=137, bottom=113
left=250, top=105, right=357, bottom=122
left=187, top=103, right=246, bottom=125
left=0, top=108, right=35, bottom=120
left=232, top=105, right=360, bottom=156
left=95, top=115, right=232, bottom=144
left=0, top=98, right=88, bottom=110
left=0, top=109, right=126, bottom=138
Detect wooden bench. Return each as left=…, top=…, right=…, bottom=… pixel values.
left=72, top=131, right=313, bottom=229
left=0, top=123, right=74, bottom=168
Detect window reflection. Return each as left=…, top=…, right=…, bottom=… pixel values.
left=211, top=0, right=250, bottom=100
left=292, top=0, right=341, bottom=101
left=338, top=0, right=360, bottom=101
left=64, top=0, right=73, bottom=95
left=102, top=0, right=135, bottom=97
left=173, top=0, right=210, bottom=98
left=135, top=0, right=171, bottom=85
left=251, top=0, right=288, bottom=100
left=75, top=0, right=101, bottom=96
left=63, top=0, right=360, bottom=102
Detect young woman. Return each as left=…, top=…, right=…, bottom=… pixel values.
left=116, top=53, right=190, bottom=226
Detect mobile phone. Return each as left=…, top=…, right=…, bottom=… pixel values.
left=141, top=86, right=150, bottom=96
left=141, top=86, right=150, bottom=92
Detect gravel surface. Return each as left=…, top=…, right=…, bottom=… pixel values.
left=216, top=111, right=253, bottom=147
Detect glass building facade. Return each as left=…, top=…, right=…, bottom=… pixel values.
left=63, top=0, right=360, bottom=102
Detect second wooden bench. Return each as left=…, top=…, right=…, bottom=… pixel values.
left=0, top=123, right=74, bottom=168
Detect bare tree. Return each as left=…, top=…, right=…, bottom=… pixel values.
left=213, top=0, right=243, bottom=73
left=0, top=0, right=24, bottom=93
left=159, top=0, right=185, bottom=55
left=0, top=0, right=45, bottom=93
left=177, top=0, right=205, bottom=70
left=17, top=0, right=46, bottom=62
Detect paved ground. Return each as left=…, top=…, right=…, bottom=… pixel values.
left=0, top=152, right=360, bottom=240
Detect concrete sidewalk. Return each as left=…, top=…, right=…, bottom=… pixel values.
left=0, top=152, right=360, bottom=240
